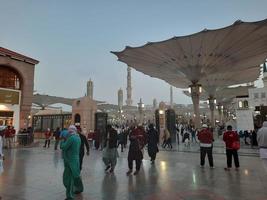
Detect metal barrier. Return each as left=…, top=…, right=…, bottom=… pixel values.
left=15, top=133, right=34, bottom=146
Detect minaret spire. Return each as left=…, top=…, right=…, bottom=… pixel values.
left=87, top=79, right=93, bottom=99
left=263, top=62, right=267, bottom=88
left=170, top=86, right=173, bottom=108
left=118, top=88, right=123, bottom=110
left=126, top=66, right=133, bottom=106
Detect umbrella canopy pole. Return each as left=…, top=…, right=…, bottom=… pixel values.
left=208, top=97, right=216, bottom=129
left=217, top=105, right=223, bottom=124
left=189, top=84, right=202, bottom=129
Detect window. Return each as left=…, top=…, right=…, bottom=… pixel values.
left=243, top=100, right=249, bottom=108
left=238, top=101, right=243, bottom=108
left=74, top=114, right=81, bottom=125
left=254, top=93, right=259, bottom=99
left=0, top=66, right=21, bottom=90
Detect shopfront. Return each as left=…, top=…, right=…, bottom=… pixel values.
left=0, top=47, right=39, bottom=132
left=0, top=88, right=21, bottom=131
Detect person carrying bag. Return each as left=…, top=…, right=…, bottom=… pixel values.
left=223, top=125, right=240, bottom=171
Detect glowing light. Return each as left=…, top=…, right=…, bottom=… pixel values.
left=159, top=110, right=164, bottom=115
left=244, top=169, right=249, bottom=175
left=160, top=161, right=166, bottom=171
left=192, top=172, right=196, bottom=184
left=0, top=105, right=8, bottom=111
left=238, top=101, right=243, bottom=108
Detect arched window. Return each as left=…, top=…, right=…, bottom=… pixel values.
left=74, top=114, right=81, bottom=125
left=0, top=66, right=21, bottom=90
left=243, top=100, right=249, bottom=108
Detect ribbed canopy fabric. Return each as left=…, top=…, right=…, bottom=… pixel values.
left=183, top=85, right=253, bottom=103
left=199, top=67, right=259, bottom=96
left=112, top=19, right=267, bottom=89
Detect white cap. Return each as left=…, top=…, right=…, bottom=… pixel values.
left=68, top=125, right=77, bottom=133
left=202, top=124, right=208, bottom=128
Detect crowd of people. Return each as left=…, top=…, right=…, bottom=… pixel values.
left=238, top=129, right=258, bottom=147
left=1, top=121, right=267, bottom=200
left=56, top=122, right=266, bottom=199
left=0, top=126, right=16, bottom=149
left=55, top=123, right=159, bottom=199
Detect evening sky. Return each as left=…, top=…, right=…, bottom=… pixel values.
left=0, top=0, right=266, bottom=107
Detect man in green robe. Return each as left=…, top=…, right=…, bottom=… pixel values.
left=60, top=125, right=84, bottom=200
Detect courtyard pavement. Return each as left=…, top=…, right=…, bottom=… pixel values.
left=0, top=144, right=267, bottom=200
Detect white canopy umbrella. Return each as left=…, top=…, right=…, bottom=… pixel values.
left=184, top=85, right=254, bottom=127
left=112, top=19, right=267, bottom=128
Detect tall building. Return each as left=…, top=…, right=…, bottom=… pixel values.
left=87, top=79, right=93, bottom=99
left=236, top=61, right=267, bottom=131
left=170, top=86, right=173, bottom=108
left=126, top=66, right=133, bottom=106
left=153, top=98, right=157, bottom=109
left=262, top=62, right=267, bottom=87
left=118, top=88, right=123, bottom=110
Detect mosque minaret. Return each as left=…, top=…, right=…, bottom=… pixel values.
left=87, top=79, right=93, bottom=99
left=126, top=66, right=133, bottom=106
left=118, top=88, right=123, bottom=110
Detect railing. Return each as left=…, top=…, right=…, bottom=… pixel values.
left=14, top=133, right=34, bottom=146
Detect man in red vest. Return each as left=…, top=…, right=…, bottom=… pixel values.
left=43, top=128, right=52, bottom=148
left=197, top=124, right=214, bottom=168
left=223, top=125, right=240, bottom=171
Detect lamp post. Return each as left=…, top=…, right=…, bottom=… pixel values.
left=158, top=102, right=166, bottom=143
left=217, top=105, right=224, bottom=124
left=27, top=115, right=31, bottom=128
left=189, top=83, right=202, bottom=128
left=118, top=109, right=123, bottom=125
left=207, top=97, right=216, bottom=128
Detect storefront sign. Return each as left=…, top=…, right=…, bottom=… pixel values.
left=0, top=88, right=20, bottom=105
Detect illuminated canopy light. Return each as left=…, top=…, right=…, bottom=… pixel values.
left=159, top=110, right=164, bottom=115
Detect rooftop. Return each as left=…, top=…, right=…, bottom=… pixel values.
left=0, top=47, right=39, bottom=65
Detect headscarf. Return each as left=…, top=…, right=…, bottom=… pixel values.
left=68, top=125, right=77, bottom=134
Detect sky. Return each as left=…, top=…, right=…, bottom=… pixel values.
left=0, top=0, right=267, bottom=107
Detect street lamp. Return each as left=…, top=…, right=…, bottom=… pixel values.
left=27, top=115, right=31, bottom=127
left=188, top=84, right=202, bottom=94
left=188, top=83, right=202, bottom=128
left=159, top=109, right=164, bottom=115
left=207, top=98, right=216, bottom=105
left=138, top=98, right=145, bottom=123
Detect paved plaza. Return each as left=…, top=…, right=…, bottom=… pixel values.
left=0, top=143, right=267, bottom=200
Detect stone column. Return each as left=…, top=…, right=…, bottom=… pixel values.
left=190, top=84, right=202, bottom=129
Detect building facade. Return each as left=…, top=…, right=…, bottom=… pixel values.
left=0, top=47, right=39, bottom=132
left=72, top=96, right=97, bottom=133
